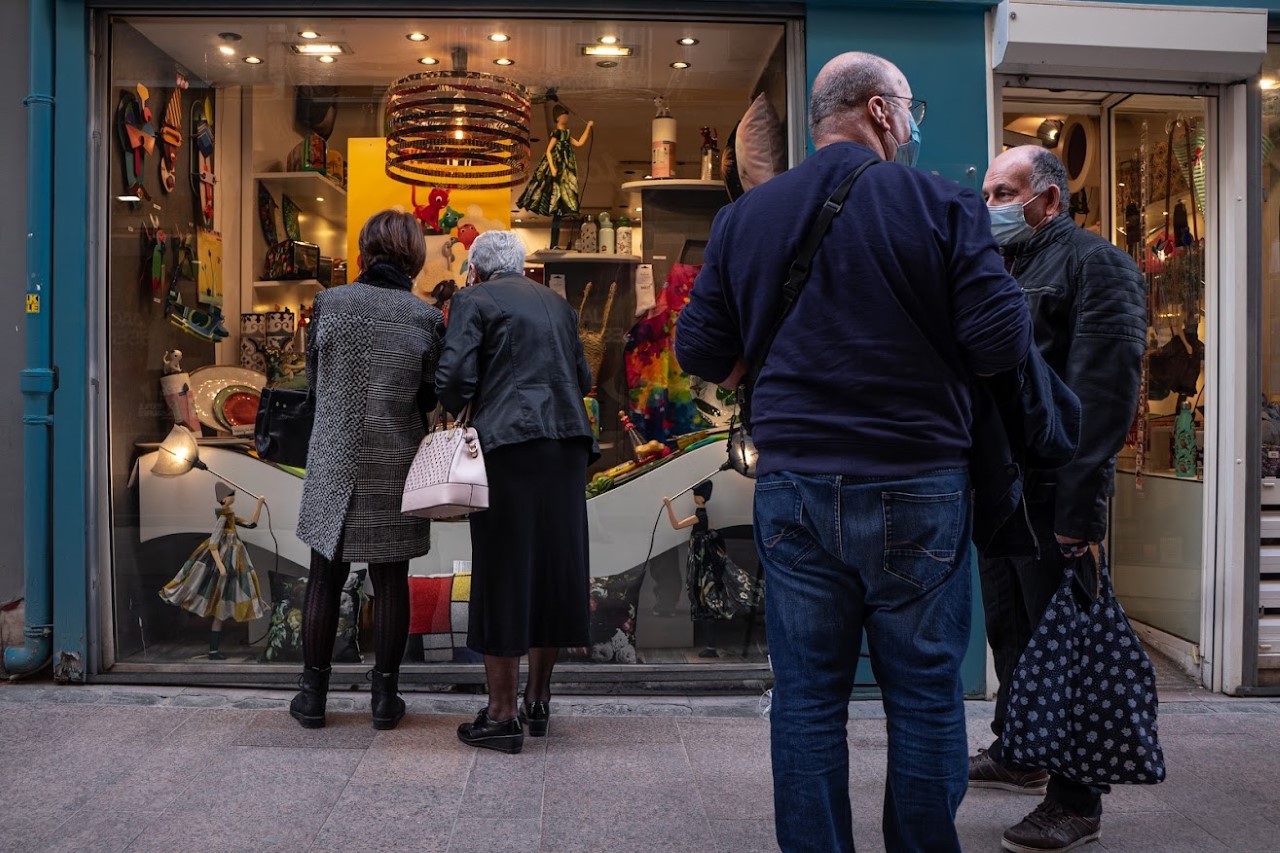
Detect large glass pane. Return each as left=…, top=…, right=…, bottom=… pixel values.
left=1258, top=47, right=1280, bottom=678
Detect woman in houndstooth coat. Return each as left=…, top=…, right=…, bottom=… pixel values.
left=290, top=209, right=444, bottom=732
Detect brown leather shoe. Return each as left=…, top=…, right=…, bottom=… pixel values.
left=1001, top=801, right=1102, bottom=852
left=969, top=748, right=1049, bottom=793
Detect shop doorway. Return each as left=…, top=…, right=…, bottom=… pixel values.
left=999, top=85, right=1214, bottom=672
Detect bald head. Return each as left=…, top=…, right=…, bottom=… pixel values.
left=983, top=145, right=1068, bottom=223
left=809, top=52, right=911, bottom=152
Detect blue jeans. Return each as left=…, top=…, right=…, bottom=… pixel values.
left=756, top=469, right=972, bottom=853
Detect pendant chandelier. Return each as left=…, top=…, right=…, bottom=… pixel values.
left=385, top=48, right=532, bottom=190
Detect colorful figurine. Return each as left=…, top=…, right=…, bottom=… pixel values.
left=517, top=104, right=593, bottom=250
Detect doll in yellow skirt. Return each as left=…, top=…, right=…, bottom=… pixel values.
left=160, top=482, right=268, bottom=659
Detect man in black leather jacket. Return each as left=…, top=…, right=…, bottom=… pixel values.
left=973, top=145, right=1146, bottom=853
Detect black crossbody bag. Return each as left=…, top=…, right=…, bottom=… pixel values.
left=727, top=157, right=881, bottom=477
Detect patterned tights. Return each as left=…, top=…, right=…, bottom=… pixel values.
left=302, top=549, right=410, bottom=673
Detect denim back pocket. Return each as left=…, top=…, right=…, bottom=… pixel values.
left=881, top=490, right=965, bottom=591
left=754, top=479, right=817, bottom=571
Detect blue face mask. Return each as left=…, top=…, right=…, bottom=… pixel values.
left=884, top=103, right=921, bottom=168
left=988, top=191, right=1044, bottom=247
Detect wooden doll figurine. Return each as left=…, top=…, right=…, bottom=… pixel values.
left=663, top=481, right=721, bottom=658
left=517, top=104, right=593, bottom=250
left=159, top=482, right=269, bottom=660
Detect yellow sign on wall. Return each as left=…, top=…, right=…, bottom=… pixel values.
left=25, top=294, right=40, bottom=314
left=346, top=138, right=512, bottom=301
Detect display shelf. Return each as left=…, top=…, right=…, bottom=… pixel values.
left=254, top=172, right=347, bottom=223
left=621, top=179, right=725, bottom=192
left=530, top=250, right=642, bottom=264
left=253, top=279, right=326, bottom=290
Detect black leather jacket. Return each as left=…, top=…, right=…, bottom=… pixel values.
left=1001, top=214, right=1146, bottom=543
left=435, top=274, right=596, bottom=456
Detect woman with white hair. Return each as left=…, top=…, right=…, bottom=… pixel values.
left=437, top=230, right=596, bottom=754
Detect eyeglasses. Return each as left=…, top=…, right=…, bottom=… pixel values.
left=880, top=93, right=926, bottom=126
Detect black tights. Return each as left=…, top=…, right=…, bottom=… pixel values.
left=302, top=549, right=409, bottom=673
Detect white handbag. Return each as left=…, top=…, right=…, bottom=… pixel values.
left=401, top=405, right=489, bottom=519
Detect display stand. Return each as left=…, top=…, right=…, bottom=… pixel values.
left=621, top=179, right=728, bottom=296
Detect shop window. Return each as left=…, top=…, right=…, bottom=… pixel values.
left=106, top=15, right=787, bottom=671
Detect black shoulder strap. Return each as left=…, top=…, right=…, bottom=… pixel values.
left=740, top=157, right=881, bottom=412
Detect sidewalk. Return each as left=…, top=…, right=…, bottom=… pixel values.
left=1, top=679, right=1279, bottom=853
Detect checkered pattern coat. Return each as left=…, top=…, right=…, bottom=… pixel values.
left=296, top=282, right=445, bottom=562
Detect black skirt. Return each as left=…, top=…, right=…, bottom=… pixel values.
left=467, top=437, right=591, bottom=656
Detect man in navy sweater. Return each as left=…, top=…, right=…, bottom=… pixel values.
left=675, top=52, right=1034, bottom=853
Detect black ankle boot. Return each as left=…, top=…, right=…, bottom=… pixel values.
left=457, top=709, right=524, bottom=754
left=208, top=630, right=227, bottom=661
left=520, top=699, right=550, bottom=737
left=369, top=669, right=406, bottom=731
left=289, top=665, right=331, bottom=729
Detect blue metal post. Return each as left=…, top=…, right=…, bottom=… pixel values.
left=8, top=0, right=56, bottom=676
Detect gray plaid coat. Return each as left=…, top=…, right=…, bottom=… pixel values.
left=296, top=281, right=445, bottom=563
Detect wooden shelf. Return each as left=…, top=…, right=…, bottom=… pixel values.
left=253, top=279, right=326, bottom=290
left=621, top=179, right=726, bottom=192
left=530, top=251, right=642, bottom=265
left=254, top=172, right=347, bottom=223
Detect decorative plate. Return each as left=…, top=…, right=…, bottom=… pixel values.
left=189, top=365, right=267, bottom=433
left=211, top=384, right=260, bottom=430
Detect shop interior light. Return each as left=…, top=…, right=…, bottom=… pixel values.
left=418, top=57, right=439, bottom=65
left=243, top=56, right=263, bottom=64
left=218, top=45, right=236, bottom=56
left=1263, top=78, right=1279, bottom=90
left=1037, top=118, right=1064, bottom=147
left=670, top=61, right=690, bottom=69
left=315, top=196, right=325, bottom=202
left=494, top=58, right=514, bottom=66
left=218, top=32, right=242, bottom=42
left=488, top=33, right=510, bottom=43
left=596, top=60, right=618, bottom=69
left=384, top=62, right=532, bottom=190
left=153, top=426, right=262, bottom=499
left=407, top=32, right=429, bottom=42
left=581, top=45, right=633, bottom=58
left=117, top=194, right=141, bottom=202
left=289, top=42, right=349, bottom=56
left=318, top=55, right=337, bottom=64
left=599, top=35, right=619, bottom=45
left=677, top=37, right=699, bottom=46
left=298, top=31, right=320, bottom=39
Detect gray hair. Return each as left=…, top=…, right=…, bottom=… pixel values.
left=468, top=230, right=527, bottom=281
left=1028, top=147, right=1069, bottom=204
left=808, top=52, right=895, bottom=140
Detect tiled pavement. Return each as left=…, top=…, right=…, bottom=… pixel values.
left=1, top=678, right=1279, bottom=852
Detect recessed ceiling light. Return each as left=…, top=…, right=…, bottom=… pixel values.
left=117, top=194, right=141, bottom=202
left=635, top=207, right=642, bottom=212
left=599, top=35, right=619, bottom=45
left=318, top=55, right=336, bottom=64
left=670, top=61, right=690, bottom=69
left=494, top=58, right=514, bottom=66
left=581, top=45, right=632, bottom=58
left=290, top=42, right=348, bottom=56
left=315, top=197, right=325, bottom=202
left=298, top=31, right=320, bottom=39
left=243, top=56, right=262, bottom=64
left=418, top=56, right=439, bottom=65
left=677, top=37, right=699, bottom=46
left=514, top=218, right=523, bottom=223
left=489, top=33, right=510, bottom=43
left=596, top=60, right=618, bottom=68
left=406, top=32, right=428, bottom=42
left=218, top=45, right=236, bottom=56
left=218, top=32, right=242, bottom=42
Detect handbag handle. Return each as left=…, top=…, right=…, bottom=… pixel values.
left=426, top=402, right=473, bottom=433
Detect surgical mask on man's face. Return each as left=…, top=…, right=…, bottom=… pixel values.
left=988, top=191, right=1044, bottom=247
left=883, top=104, right=921, bottom=168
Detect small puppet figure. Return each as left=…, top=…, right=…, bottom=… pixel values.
left=160, top=349, right=200, bottom=432
left=663, top=480, right=763, bottom=658
left=517, top=104, right=593, bottom=250
left=159, top=482, right=269, bottom=660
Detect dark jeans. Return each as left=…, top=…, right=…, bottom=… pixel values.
left=756, top=469, right=972, bottom=853
left=978, top=498, right=1108, bottom=817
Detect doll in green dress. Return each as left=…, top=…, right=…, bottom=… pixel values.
left=517, top=104, right=593, bottom=250
left=160, top=481, right=268, bottom=659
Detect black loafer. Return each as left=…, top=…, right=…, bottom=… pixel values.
left=519, top=700, right=550, bottom=737
left=458, top=709, right=524, bottom=754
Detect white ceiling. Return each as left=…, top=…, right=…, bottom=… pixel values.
left=125, top=16, right=786, bottom=218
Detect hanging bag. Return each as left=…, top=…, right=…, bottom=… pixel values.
left=254, top=387, right=315, bottom=469
left=1002, top=544, right=1167, bottom=786
left=401, top=404, right=488, bottom=519
left=729, top=157, right=880, bottom=478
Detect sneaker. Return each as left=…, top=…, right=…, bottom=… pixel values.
left=969, top=748, right=1049, bottom=794
left=1001, top=801, right=1102, bottom=852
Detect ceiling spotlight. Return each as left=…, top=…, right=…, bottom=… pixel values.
left=1036, top=118, right=1064, bottom=147
left=418, top=56, right=439, bottom=65
left=1263, top=78, right=1279, bottom=90
left=218, top=32, right=242, bottom=42
left=291, top=42, right=348, bottom=56
left=315, top=196, right=325, bottom=202
left=243, top=55, right=262, bottom=64
left=596, top=60, right=618, bottom=68
left=298, top=31, right=320, bottom=39
left=406, top=32, right=428, bottom=42
left=581, top=45, right=632, bottom=58
left=670, top=61, right=690, bottom=69
left=218, top=45, right=236, bottom=56
left=599, top=35, right=619, bottom=45
left=677, top=37, right=699, bottom=46
left=489, top=33, right=510, bottom=43
left=494, top=57, right=514, bottom=66
left=318, top=55, right=336, bottom=64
